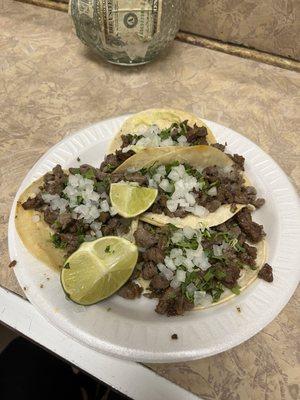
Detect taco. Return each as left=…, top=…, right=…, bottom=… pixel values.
left=15, top=165, right=138, bottom=271
left=114, top=145, right=265, bottom=229
left=108, top=108, right=216, bottom=155
left=118, top=211, right=268, bottom=315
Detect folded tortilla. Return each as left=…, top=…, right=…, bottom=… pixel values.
left=115, top=145, right=252, bottom=228
left=108, top=108, right=216, bottom=154
left=15, top=177, right=138, bottom=271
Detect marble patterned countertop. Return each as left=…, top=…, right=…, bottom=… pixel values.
left=1, top=1, right=299, bottom=399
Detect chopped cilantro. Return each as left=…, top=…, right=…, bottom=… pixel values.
left=177, top=237, right=198, bottom=250
left=140, top=162, right=157, bottom=177
left=105, top=245, right=111, bottom=253
left=231, top=285, right=241, bottom=295
left=95, top=180, right=109, bottom=193
left=77, top=195, right=83, bottom=204
left=185, top=290, right=194, bottom=302
left=78, top=234, right=85, bottom=244
left=214, top=269, right=226, bottom=280
left=209, top=180, right=219, bottom=188
left=51, top=234, right=66, bottom=249
left=64, top=263, right=70, bottom=269
left=53, top=220, right=61, bottom=229
left=83, top=169, right=95, bottom=179
left=211, top=285, right=224, bottom=302
left=234, top=243, right=245, bottom=252
left=202, top=229, right=212, bottom=239
left=204, top=269, right=214, bottom=282
left=103, top=163, right=116, bottom=173
left=159, top=128, right=171, bottom=140
left=165, top=161, right=179, bottom=175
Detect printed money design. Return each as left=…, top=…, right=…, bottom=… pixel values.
left=71, top=0, right=181, bottom=64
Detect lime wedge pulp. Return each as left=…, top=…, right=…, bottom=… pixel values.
left=61, top=236, right=138, bottom=305
left=110, top=182, right=158, bottom=218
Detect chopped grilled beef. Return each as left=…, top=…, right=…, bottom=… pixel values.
left=228, top=154, right=245, bottom=170
left=118, top=281, right=143, bottom=299
left=221, top=264, right=241, bottom=289
left=60, top=233, right=82, bottom=255
left=205, top=199, right=222, bottom=213
left=155, top=288, right=194, bottom=316
left=238, top=243, right=257, bottom=267
left=44, top=208, right=59, bottom=225
left=100, top=153, right=118, bottom=172
left=67, top=220, right=89, bottom=234
left=98, top=212, right=110, bottom=223
left=100, top=150, right=135, bottom=172
left=251, top=198, right=265, bottom=209
left=101, top=216, right=131, bottom=236
left=149, top=274, right=170, bottom=291
left=124, top=172, right=147, bottom=185
left=22, top=193, right=45, bottom=210
left=134, top=223, right=158, bottom=248
left=258, top=263, right=273, bottom=282
left=186, top=125, right=208, bottom=145
left=43, top=165, right=68, bottom=195
left=121, top=134, right=134, bottom=148
left=212, top=143, right=226, bottom=152
left=165, top=208, right=189, bottom=218
left=141, top=261, right=158, bottom=280
left=115, top=149, right=135, bottom=162
left=143, top=246, right=165, bottom=264
left=57, top=212, right=73, bottom=231
left=235, top=208, right=265, bottom=243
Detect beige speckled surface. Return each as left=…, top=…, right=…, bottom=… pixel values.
left=181, top=0, right=300, bottom=61
left=0, top=1, right=299, bottom=398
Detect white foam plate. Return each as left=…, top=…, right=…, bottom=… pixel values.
left=9, top=115, right=300, bottom=362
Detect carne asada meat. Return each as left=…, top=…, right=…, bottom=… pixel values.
left=22, top=193, right=45, bottom=210
left=258, top=263, right=273, bottom=282
left=43, top=165, right=68, bottom=195
left=235, top=208, right=265, bottom=243
left=134, top=222, right=158, bottom=248
left=185, top=125, right=208, bottom=145
left=100, top=150, right=135, bottom=172
left=149, top=274, right=170, bottom=291
left=212, top=143, right=226, bottom=152
left=143, top=246, right=165, bottom=264
left=141, top=261, right=158, bottom=280
left=221, top=264, right=241, bottom=289
left=118, top=281, right=143, bottom=299
left=228, top=154, right=245, bottom=170
left=43, top=208, right=59, bottom=225
left=155, top=288, right=194, bottom=316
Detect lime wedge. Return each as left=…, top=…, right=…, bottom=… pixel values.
left=61, top=236, right=138, bottom=305
left=110, top=182, right=158, bottom=218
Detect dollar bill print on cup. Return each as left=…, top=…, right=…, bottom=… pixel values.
left=70, top=0, right=182, bottom=65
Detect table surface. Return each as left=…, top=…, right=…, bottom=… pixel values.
left=1, top=1, right=299, bottom=399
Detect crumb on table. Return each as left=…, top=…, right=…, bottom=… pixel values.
left=8, top=260, right=17, bottom=268
left=171, top=333, right=178, bottom=340
left=236, top=306, right=241, bottom=313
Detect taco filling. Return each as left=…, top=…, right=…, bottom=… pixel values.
left=114, top=159, right=264, bottom=218
left=120, top=120, right=210, bottom=151
left=20, top=164, right=134, bottom=256
left=119, top=208, right=268, bottom=316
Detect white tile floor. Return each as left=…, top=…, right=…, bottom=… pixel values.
left=0, top=323, right=18, bottom=352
